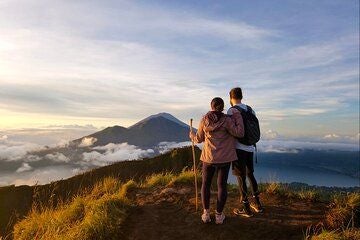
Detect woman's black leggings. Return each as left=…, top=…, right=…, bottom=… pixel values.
left=201, top=162, right=231, bottom=213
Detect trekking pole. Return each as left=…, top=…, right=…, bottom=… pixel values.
left=190, top=118, right=199, bottom=211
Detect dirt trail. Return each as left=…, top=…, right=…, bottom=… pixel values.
left=119, top=187, right=326, bottom=240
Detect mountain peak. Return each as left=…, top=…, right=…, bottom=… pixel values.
left=129, top=112, right=188, bottom=129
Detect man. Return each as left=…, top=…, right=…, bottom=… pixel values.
left=189, top=97, right=244, bottom=224
left=227, top=87, right=263, bottom=217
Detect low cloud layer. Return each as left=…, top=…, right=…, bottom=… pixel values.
left=157, top=141, right=192, bottom=154
left=0, top=134, right=43, bottom=161
left=0, top=127, right=358, bottom=187
left=82, top=143, right=154, bottom=166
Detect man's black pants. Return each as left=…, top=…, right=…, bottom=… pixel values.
left=232, top=149, right=259, bottom=203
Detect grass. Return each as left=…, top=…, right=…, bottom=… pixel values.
left=325, top=193, right=360, bottom=229
left=142, top=172, right=175, bottom=188
left=258, top=182, right=324, bottom=202
left=13, top=177, right=133, bottom=240
left=142, top=169, right=201, bottom=188
left=304, top=192, right=360, bottom=240
left=168, top=169, right=201, bottom=186
left=12, top=171, right=200, bottom=240
left=306, top=229, right=360, bottom=240
left=11, top=170, right=360, bottom=240
left=2, top=146, right=201, bottom=238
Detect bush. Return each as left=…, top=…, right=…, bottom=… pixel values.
left=169, top=170, right=200, bottom=186
left=310, top=229, right=360, bottom=240
left=298, top=189, right=320, bottom=202
left=326, top=193, right=360, bottom=229
left=13, top=178, right=130, bottom=240
left=143, top=173, right=174, bottom=188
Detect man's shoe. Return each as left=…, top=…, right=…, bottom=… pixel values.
left=250, top=196, right=264, bottom=213
left=233, top=201, right=253, bottom=217
left=201, top=209, right=211, bottom=223
left=215, top=211, right=225, bottom=224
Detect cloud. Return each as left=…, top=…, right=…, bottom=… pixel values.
left=10, top=166, right=77, bottom=186
left=79, top=137, right=97, bottom=147
left=258, top=139, right=358, bottom=153
left=45, top=152, right=70, bottom=163
left=0, top=125, right=99, bottom=146
left=0, top=0, right=357, bottom=139
left=82, top=143, right=154, bottom=166
left=157, top=141, right=192, bottom=154
left=322, top=133, right=359, bottom=143
left=262, top=130, right=279, bottom=140
left=0, top=136, right=42, bottom=161
left=16, top=162, right=32, bottom=173
left=0, top=135, right=8, bottom=140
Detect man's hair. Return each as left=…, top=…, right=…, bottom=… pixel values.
left=229, top=87, right=243, bottom=100
left=211, top=97, right=224, bottom=112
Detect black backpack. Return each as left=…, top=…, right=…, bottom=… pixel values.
left=232, top=105, right=260, bottom=146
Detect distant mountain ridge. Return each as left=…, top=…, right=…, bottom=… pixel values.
left=74, top=113, right=192, bottom=148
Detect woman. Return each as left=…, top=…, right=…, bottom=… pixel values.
left=189, top=97, right=244, bottom=224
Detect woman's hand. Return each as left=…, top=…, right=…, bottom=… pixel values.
left=231, top=108, right=239, bottom=115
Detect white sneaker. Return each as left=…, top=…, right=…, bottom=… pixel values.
left=215, top=211, right=225, bottom=224
left=201, top=209, right=211, bottom=223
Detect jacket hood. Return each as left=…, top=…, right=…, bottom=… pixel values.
left=203, top=111, right=226, bottom=132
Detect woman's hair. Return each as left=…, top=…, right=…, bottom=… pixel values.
left=211, top=97, right=224, bottom=112
left=229, top=87, right=243, bottom=100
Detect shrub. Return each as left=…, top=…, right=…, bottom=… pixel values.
left=298, top=189, right=320, bottom=202
left=325, top=193, right=360, bottom=229
left=169, top=170, right=200, bottom=186
left=143, top=173, right=174, bottom=188
left=309, top=229, right=360, bottom=240
left=119, top=180, right=137, bottom=198
left=13, top=180, right=130, bottom=240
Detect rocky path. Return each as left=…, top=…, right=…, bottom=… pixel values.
left=118, top=186, right=326, bottom=240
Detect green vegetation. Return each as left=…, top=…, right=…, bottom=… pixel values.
left=142, top=168, right=200, bottom=188
left=325, top=193, right=360, bottom=229
left=304, top=192, right=360, bottom=240
left=143, top=173, right=175, bottom=188
left=2, top=147, right=359, bottom=240
left=9, top=170, right=360, bottom=240
left=0, top=146, right=201, bottom=238
left=12, top=171, right=199, bottom=240
left=13, top=177, right=134, bottom=240
left=310, top=229, right=360, bottom=240
left=258, top=182, right=326, bottom=202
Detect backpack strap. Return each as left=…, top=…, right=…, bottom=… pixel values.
left=231, top=105, right=244, bottom=113
left=246, top=105, right=253, bottom=113
left=254, top=144, right=258, bottom=164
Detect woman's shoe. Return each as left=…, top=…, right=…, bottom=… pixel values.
left=215, top=211, right=225, bottom=224
left=201, top=209, right=211, bottom=223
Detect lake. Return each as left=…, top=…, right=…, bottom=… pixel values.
left=228, top=164, right=359, bottom=187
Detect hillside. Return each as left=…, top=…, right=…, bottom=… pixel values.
left=1, top=147, right=359, bottom=240
left=0, top=146, right=200, bottom=239
left=10, top=171, right=360, bottom=240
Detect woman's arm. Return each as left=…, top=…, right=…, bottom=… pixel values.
left=189, top=117, right=205, bottom=143
left=225, top=109, right=244, bottom=138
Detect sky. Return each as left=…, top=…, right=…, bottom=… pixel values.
left=0, top=0, right=359, bottom=142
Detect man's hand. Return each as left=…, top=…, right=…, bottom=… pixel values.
left=189, top=131, right=196, bottom=142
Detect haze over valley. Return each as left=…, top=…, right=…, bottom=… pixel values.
left=1, top=113, right=358, bottom=187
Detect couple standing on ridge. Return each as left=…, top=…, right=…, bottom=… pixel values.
left=189, top=87, right=263, bottom=225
